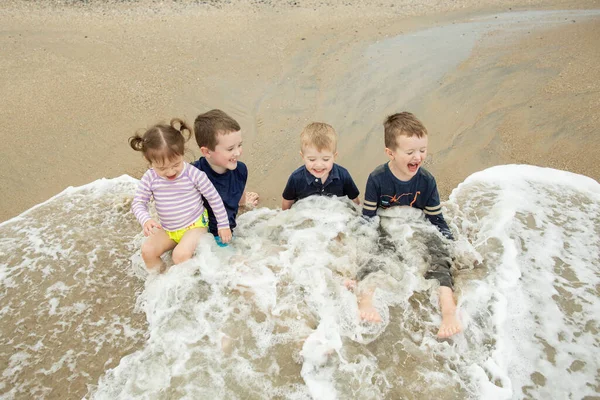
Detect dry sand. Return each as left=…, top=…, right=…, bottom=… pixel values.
left=0, top=0, right=599, bottom=222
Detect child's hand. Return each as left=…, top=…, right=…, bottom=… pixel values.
left=143, top=219, right=162, bottom=236
left=218, top=227, right=232, bottom=244
left=244, top=192, right=259, bottom=209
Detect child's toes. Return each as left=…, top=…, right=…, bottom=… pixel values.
left=360, top=309, right=382, bottom=323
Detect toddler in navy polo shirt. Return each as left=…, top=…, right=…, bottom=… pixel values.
left=191, top=109, right=259, bottom=245
left=281, top=122, right=360, bottom=210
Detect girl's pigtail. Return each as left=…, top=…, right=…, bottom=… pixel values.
left=129, top=134, right=145, bottom=152
left=171, top=118, right=192, bottom=142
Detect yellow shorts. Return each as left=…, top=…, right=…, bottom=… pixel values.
left=165, top=210, right=209, bottom=244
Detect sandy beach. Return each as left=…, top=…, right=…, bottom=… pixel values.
left=1, top=0, right=599, bottom=222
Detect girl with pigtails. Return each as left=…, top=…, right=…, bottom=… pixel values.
left=130, top=118, right=231, bottom=272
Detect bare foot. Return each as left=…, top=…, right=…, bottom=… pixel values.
left=344, top=279, right=356, bottom=291
left=358, top=291, right=382, bottom=323
left=437, top=286, right=462, bottom=338
left=437, top=312, right=462, bottom=338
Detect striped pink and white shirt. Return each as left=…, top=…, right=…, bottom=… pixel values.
left=131, top=162, right=229, bottom=232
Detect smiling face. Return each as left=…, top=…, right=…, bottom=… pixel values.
left=386, top=134, right=428, bottom=181
left=152, top=155, right=184, bottom=181
left=202, top=130, right=243, bottom=174
left=301, top=145, right=337, bottom=182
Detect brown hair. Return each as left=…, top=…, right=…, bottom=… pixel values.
left=194, top=109, right=241, bottom=151
left=300, top=122, right=337, bottom=152
left=384, top=112, right=428, bottom=149
left=129, top=118, right=191, bottom=164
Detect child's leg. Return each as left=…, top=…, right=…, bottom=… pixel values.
left=171, top=227, right=208, bottom=265
left=346, top=264, right=389, bottom=323
left=437, top=286, right=462, bottom=338
left=141, top=230, right=176, bottom=272
left=420, top=232, right=462, bottom=338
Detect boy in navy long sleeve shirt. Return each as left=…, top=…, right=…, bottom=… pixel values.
left=191, top=109, right=259, bottom=244
left=359, top=112, right=461, bottom=338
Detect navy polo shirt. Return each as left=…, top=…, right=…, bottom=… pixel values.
left=282, top=164, right=360, bottom=202
left=191, top=157, right=247, bottom=236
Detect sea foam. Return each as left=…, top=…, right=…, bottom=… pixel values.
left=1, top=165, right=598, bottom=399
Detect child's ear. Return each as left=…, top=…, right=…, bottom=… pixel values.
left=334, top=151, right=338, bottom=159
left=299, top=150, right=304, bottom=158
left=200, top=146, right=211, bottom=157
left=384, top=148, right=394, bottom=160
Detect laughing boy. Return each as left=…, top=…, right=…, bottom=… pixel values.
left=359, top=112, right=462, bottom=338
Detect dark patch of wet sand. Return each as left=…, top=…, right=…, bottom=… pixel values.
left=419, top=17, right=600, bottom=199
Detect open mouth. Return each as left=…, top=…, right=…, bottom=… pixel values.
left=407, top=162, right=420, bottom=173
left=166, top=174, right=177, bottom=180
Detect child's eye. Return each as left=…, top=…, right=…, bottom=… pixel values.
left=406, top=151, right=414, bottom=155
left=323, top=158, right=330, bottom=161
left=308, top=159, right=316, bottom=162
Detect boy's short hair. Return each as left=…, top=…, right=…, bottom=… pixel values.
left=194, top=109, right=241, bottom=150
left=300, top=122, right=337, bottom=152
left=384, top=112, right=428, bottom=149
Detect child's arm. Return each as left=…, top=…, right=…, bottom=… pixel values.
left=281, top=174, right=297, bottom=211
left=131, top=171, right=160, bottom=235
left=191, top=168, right=231, bottom=241
left=236, top=163, right=258, bottom=209
left=423, top=183, right=453, bottom=240
left=342, top=167, right=361, bottom=206
left=281, top=199, right=295, bottom=210
left=425, top=212, right=453, bottom=240
left=362, top=174, right=379, bottom=217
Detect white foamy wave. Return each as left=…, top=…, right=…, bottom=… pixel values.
left=0, top=176, right=147, bottom=399
left=448, top=164, right=600, bottom=399
left=1, top=166, right=598, bottom=399
left=90, top=165, right=599, bottom=400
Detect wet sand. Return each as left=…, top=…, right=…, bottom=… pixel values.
left=0, top=0, right=598, bottom=222
left=421, top=13, right=600, bottom=198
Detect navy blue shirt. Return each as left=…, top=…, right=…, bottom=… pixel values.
left=282, top=164, right=360, bottom=203
left=362, top=163, right=453, bottom=240
left=191, top=157, right=247, bottom=236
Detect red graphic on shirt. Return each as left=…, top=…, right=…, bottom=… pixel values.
left=381, top=191, right=420, bottom=207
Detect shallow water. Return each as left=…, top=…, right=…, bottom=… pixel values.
left=1, top=165, right=599, bottom=399
left=0, top=178, right=147, bottom=398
